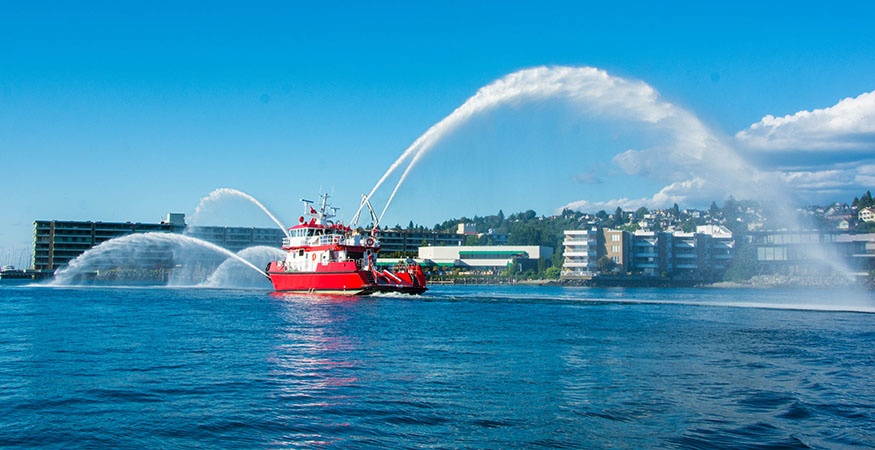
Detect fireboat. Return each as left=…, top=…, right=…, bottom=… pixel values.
left=265, top=194, right=427, bottom=295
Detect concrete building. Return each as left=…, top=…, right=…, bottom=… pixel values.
left=562, top=225, right=734, bottom=281
left=32, top=214, right=286, bottom=274
left=418, top=245, right=553, bottom=274
left=696, top=225, right=734, bottom=274
left=562, top=229, right=599, bottom=277
left=33, top=215, right=186, bottom=272
left=602, top=228, right=630, bottom=273
left=630, top=231, right=672, bottom=276
left=630, top=226, right=734, bottom=279
left=377, top=229, right=464, bottom=256
left=748, top=231, right=875, bottom=275
left=457, top=223, right=477, bottom=235
left=185, top=226, right=286, bottom=253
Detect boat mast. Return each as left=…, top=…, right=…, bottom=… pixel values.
left=351, top=194, right=380, bottom=234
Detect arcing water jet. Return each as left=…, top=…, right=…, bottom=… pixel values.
left=191, top=188, right=290, bottom=239
left=201, top=246, right=285, bottom=288
left=359, top=65, right=855, bottom=280
left=359, top=65, right=754, bottom=223
left=50, top=232, right=268, bottom=285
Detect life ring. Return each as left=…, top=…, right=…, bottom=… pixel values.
left=311, top=253, right=317, bottom=261
left=365, top=237, right=375, bottom=246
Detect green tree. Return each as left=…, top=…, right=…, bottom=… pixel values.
left=545, top=266, right=561, bottom=279
left=724, top=241, right=757, bottom=282
left=507, top=223, right=542, bottom=245
left=860, top=190, right=874, bottom=209
left=635, top=206, right=649, bottom=219
left=597, top=256, right=618, bottom=274
left=709, top=201, right=720, bottom=217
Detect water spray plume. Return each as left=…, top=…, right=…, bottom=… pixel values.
left=51, top=232, right=268, bottom=285
left=192, top=188, right=289, bottom=239
left=370, top=65, right=756, bottom=221
left=201, top=246, right=285, bottom=288
left=366, top=65, right=855, bottom=280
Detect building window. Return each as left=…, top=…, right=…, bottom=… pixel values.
left=611, top=234, right=620, bottom=241
left=611, top=245, right=620, bottom=253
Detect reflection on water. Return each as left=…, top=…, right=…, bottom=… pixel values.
left=1, top=285, right=872, bottom=448
left=267, top=295, right=365, bottom=446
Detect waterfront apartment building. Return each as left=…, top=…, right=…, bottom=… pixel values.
left=602, top=228, right=630, bottom=273
left=562, top=225, right=734, bottom=281
left=562, top=228, right=637, bottom=278
left=562, top=229, right=600, bottom=277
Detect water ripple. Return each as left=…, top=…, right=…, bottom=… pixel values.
left=1, top=285, right=873, bottom=448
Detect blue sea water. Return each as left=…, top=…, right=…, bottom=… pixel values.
left=1, top=284, right=873, bottom=449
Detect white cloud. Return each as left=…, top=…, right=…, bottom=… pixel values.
left=730, top=91, right=875, bottom=204
left=560, top=176, right=750, bottom=214
left=776, top=169, right=855, bottom=191
left=854, top=164, right=875, bottom=186
left=736, top=90, right=875, bottom=151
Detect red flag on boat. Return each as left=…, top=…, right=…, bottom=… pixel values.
left=309, top=206, right=317, bottom=214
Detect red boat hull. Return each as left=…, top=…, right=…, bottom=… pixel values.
left=266, top=261, right=426, bottom=296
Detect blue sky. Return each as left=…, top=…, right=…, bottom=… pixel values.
left=2, top=1, right=875, bottom=262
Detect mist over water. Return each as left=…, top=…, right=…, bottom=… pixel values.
left=200, top=246, right=284, bottom=289
left=47, top=187, right=296, bottom=289
left=50, top=232, right=267, bottom=286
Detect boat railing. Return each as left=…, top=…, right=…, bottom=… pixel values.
left=282, top=235, right=345, bottom=247
left=312, top=235, right=346, bottom=246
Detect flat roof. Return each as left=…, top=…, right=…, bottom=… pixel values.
left=459, top=250, right=527, bottom=256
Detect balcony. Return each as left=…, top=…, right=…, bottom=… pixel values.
left=563, top=262, right=595, bottom=268
left=564, top=251, right=597, bottom=257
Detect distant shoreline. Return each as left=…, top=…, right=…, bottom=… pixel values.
left=429, top=274, right=868, bottom=289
